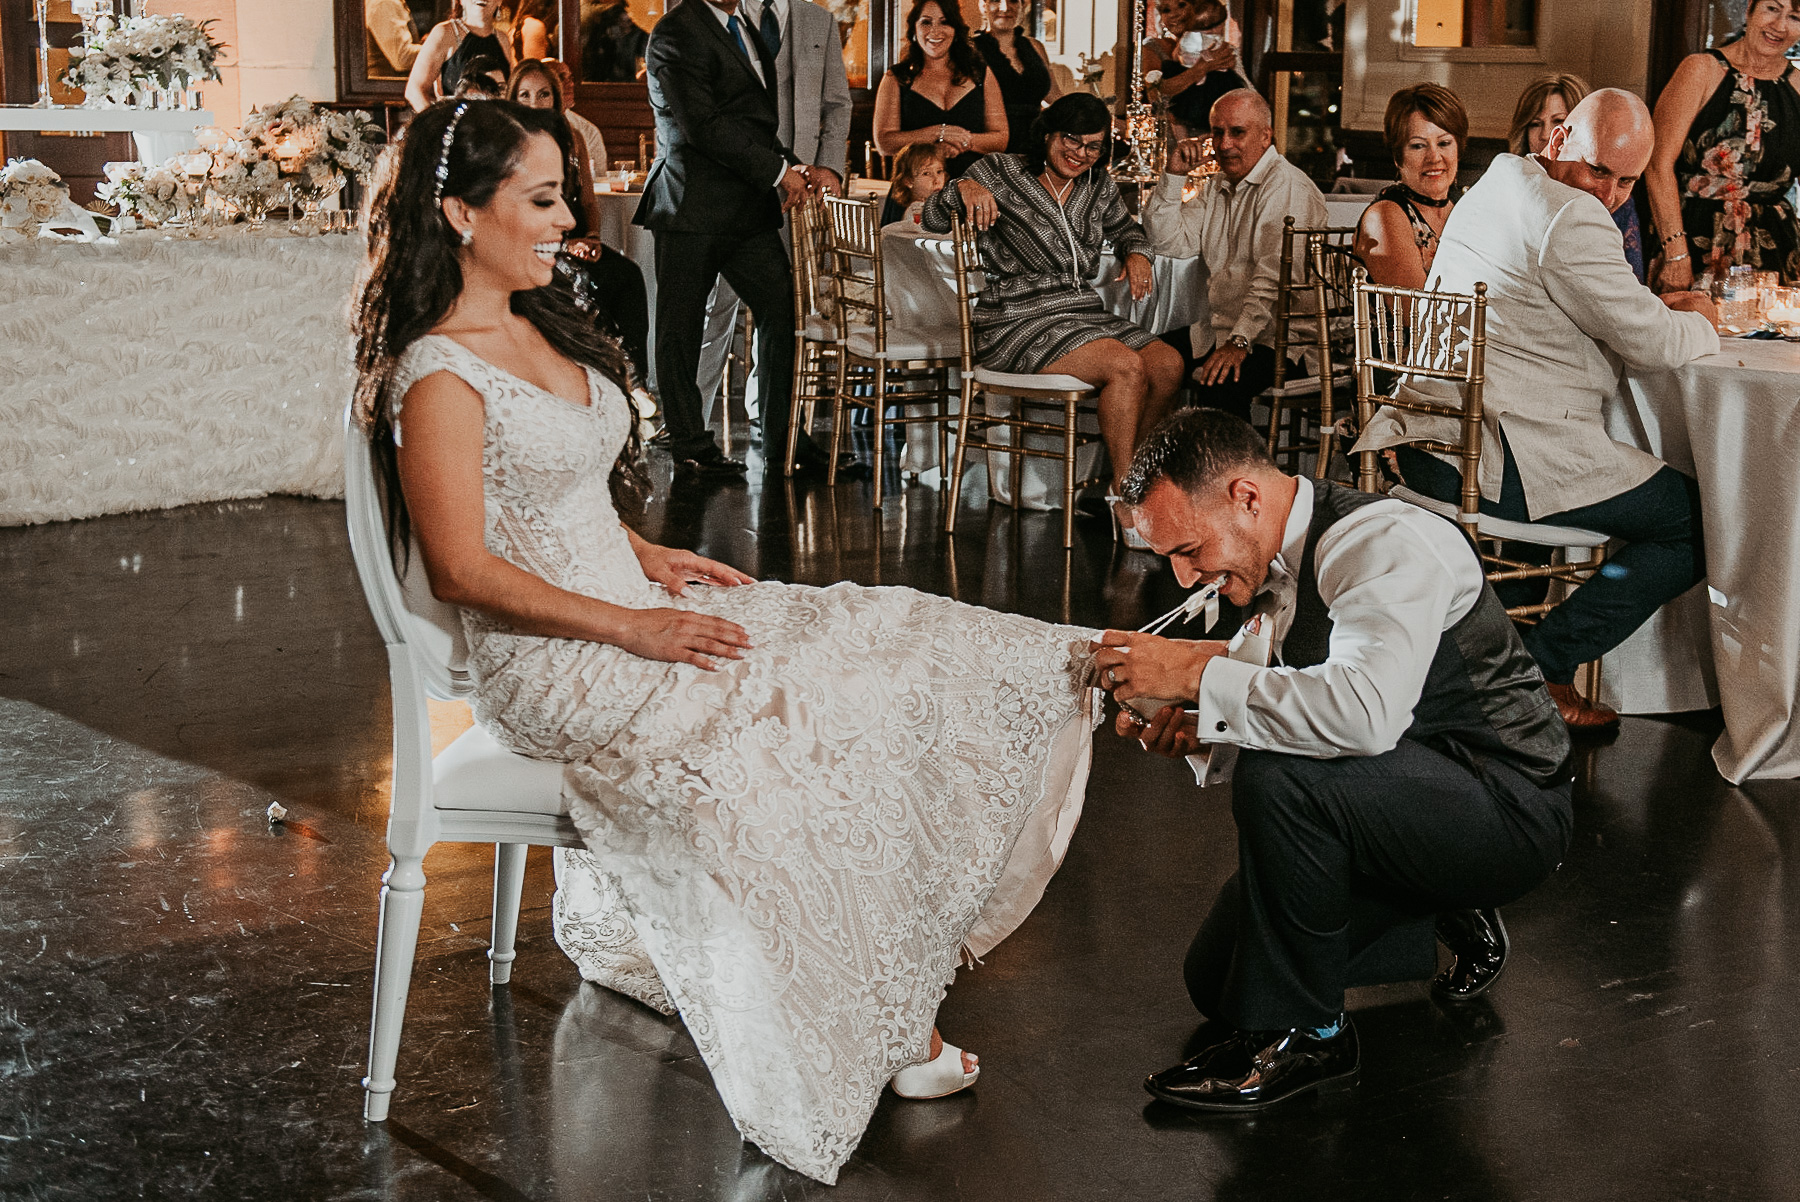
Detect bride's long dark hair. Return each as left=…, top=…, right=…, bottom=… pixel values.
left=351, top=98, right=649, bottom=560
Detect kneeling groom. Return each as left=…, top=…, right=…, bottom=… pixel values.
left=1094, top=410, right=1574, bottom=1112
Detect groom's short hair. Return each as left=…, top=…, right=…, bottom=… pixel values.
left=1119, top=409, right=1276, bottom=506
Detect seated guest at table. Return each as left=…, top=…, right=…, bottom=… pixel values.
left=974, top=0, right=1059, bottom=155
left=1647, top=0, right=1800, bottom=292
left=452, top=55, right=512, bottom=99
left=1141, top=88, right=1328, bottom=422
left=921, top=93, right=1186, bottom=546
left=882, top=144, right=949, bottom=227
left=1098, top=408, right=1574, bottom=1116
left=511, top=59, right=651, bottom=381
left=1146, top=0, right=1248, bottom=141
left=545, top=59, right=608, bottom=173
left=1354, top=89, right=1720, bottom=731
left=1355, top=83, right=1465, bottom=289
left=406, top=0, right=516, bottom=111
left=874, top=0, right=1009, bottom=179
left=1509, top=73, right=1646, bottom=284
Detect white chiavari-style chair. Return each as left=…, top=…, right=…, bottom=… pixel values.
left=342, top=407, right=579, bottom=1124
left=1263, top=217, right=1359, bottom=478
left=811, top=194, right=959, bottom=499
left=943, top=213, right=1107, bottom=549
left=1349, top=269, right=1609, bottom=699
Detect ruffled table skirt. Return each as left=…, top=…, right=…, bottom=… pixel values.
left=0, top=231, right=361, bottom=526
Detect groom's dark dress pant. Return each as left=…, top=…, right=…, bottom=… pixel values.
left=1185, top=740, right=1573, bottom=1031
left=653, top=229, right=797, bottom=462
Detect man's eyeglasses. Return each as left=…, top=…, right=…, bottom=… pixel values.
left=1056, top=132, right=1108, bottom=159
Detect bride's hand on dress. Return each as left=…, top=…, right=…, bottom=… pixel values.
left=633, top=542, right=756, bottom=596
left=1092, top=630, right=1227, bottom=706
left=618, top=608, right=754, bottom=671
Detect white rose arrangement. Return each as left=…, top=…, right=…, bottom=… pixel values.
left=241, top=96, right=384, bottom=191
left=61, top=14, right=225, bottom=107
left=0, top=159, right=73, bottom=236
left=96, top=160, right=184, bottom=225
left=207, top=147, right=281, bottom=204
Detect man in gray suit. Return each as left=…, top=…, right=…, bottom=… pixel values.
left=696, top=0, right=852, bottom=437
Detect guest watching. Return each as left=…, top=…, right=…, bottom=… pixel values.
left=921, top=93, right=1185, bottom=545
left=451, top=56, right=511, bottom=99
left=874, top=0, right=1008, bottom=179
left=406, top=0, right=516, bottom=111
left=882, top=144, right=949, bottom=227
left=510, top=59, right=652, bottom=383
left=1510, top=73, right=1645, bottom=283
left=544, top=59, right=607, bottom=175
left=1142, top=88, right=1327, bottom=422
left=1354, top=83, right=1465, bottom=289
left=1647, top=0, right=1800, bottom=290
left=1354, top=90, right=1720, bottom=732
left=1145, top=0, right=1246, bottom=140
left=974, top=0, right=1059, bottom=155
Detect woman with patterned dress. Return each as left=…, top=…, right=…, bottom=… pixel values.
left=921, top=93, right=1186, bottom=541
left=1354, top=83, right=1466, bottom=289
left=354, top=99, right=1103, bottom=1186
left=1648, top=0, right=1800, bottom=289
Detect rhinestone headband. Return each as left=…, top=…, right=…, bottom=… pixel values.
left=433, top=102, right=470, bottom=203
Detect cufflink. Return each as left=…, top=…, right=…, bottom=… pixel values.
left=1215, top=720, right=1228, bottom=733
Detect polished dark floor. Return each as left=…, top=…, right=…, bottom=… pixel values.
left=4, top=441, right=1799, bottom=1201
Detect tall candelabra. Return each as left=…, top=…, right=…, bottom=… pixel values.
left=1109, top=0, right=1162, bottom=185
left=34, top=0, right=53, bottom=107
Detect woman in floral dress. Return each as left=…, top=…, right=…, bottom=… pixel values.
left=1648, top=0, right=1800, bottom=289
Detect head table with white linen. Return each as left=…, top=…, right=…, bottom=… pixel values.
left=1606, top=337, right=1800, bottom=782
left=880, top=231, right=1207, bottom=504
left=0, top=230, right=361, bottom=526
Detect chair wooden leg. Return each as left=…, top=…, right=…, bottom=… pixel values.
left=825, top=356, right=850, bottom=482
left=871, top=360, right=889, bottom=506
left=363, top=853, right=427, bottom=1122
left=938, top=368, right=951, bottom=486
left=945, top=378, right=976, bottom=534
left=790, top=333, right=809, bottom=449
left=1062, top=397, right=1078, bottom=549
left=488, top=842, right=527, bottom=986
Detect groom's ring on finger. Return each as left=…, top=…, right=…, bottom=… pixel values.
left=1105, top=667, right=1117, bottom=686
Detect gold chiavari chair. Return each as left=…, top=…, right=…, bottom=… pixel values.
left=1263, top=218, right=1358, bottom=478
left=771, top=197, right=839, bottom=474
left=944, top=214, right=1107, bottom=549
left=810, top=194, right=959, bottom=498
left=1350, top=267, right=1610, bottom=699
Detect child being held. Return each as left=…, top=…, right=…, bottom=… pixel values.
left=881, top=144, right=950, bottom=231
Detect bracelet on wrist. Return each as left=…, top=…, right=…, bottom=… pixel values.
left=1660, top=230, right=1686, bottom=248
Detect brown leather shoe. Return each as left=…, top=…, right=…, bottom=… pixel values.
left=1547, top=682, right=1620, bottom=732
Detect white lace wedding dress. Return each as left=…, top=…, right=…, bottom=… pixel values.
left=392, top=335, right=1102, bottom=1183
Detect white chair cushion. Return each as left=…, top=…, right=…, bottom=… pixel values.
left=1261, top=372, right=1350, bottom=399
left=433, top=724, right=568, bottom=815
left=973, top=366, right=1096, bottom=393
left=845, top=328, right=959, bottom=361
left=1389, top=485, right=1609, bottom=549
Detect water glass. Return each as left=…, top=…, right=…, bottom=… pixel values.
left=613, top=160, right=635, bottom=190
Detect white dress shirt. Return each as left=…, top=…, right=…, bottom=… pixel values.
left=705, top=0, right=768, bottom=86
left=1140, top=145, right=1328, bottom=355
left=1187, top=477, right=1485, bottom=784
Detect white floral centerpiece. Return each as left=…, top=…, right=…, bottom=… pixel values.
left=2, top=159, right=71, bottom=237
left=95, top=161, right=174, bottom=226
left=207, top=146, right=283, bottom=225
left=241, top=97, right=384, bottom=187
left=60, top=14, right=225, bottom=109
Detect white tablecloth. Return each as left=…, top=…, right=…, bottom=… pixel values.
left=881, top=232, right=1206, bottom=505
left=0, top=231, right=361, bottom=526
left=1606, top=337, right=1800, bottom=781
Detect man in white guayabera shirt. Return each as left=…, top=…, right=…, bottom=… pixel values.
left=1092, top=409, right=1574, bottom=1114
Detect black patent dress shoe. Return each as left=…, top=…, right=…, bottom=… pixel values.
left=674, top=448, right=748, bottom=479
left=785, top=439, right=860, bottom=476
left=1432, top=908, right=1510, bottom=1002
left=1144, top=1018, right=1359, bottom=1113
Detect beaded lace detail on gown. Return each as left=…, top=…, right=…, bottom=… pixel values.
left=389, top=334, right=1102, bottom=1183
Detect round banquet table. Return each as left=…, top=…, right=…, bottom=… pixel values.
left=0, top=230, right=362, bottom=526
left=880, top=230, right=1207, bottom=505
left=1605, top=337, right=1800, bottom=782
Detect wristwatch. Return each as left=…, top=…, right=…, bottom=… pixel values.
left=1227, top=334, right=1250, bottom=351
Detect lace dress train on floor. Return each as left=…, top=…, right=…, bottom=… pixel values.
left=391, top=335, right=1101, bottom=1183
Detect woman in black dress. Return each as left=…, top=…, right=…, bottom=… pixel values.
left=873, top=0, right=1009, bottom=178
left=973, top=0, right=1058, bottom=156
left=1648, top=0, right=1800, bottom=288
left=405, top=0, right=516, bottom=112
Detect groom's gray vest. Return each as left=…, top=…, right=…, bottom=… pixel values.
left=1282, top=482, right=1572, bottom=789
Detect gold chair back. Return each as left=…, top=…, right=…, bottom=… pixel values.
left=820, top=193, right=886, bottom=344
left=1270, top=218, right=1359, bottom=390
left=1350, top=266, right=1488, bottom=535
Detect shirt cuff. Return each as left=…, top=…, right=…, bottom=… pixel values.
left=1193, top=653, right=1259, bottom=745
left=773, top=163, right=791, bottom=188
left=1157, top=172, right=1187, bottom=201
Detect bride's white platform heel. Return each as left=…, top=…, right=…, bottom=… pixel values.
left=891, top=1040, right=980, bottom=1099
